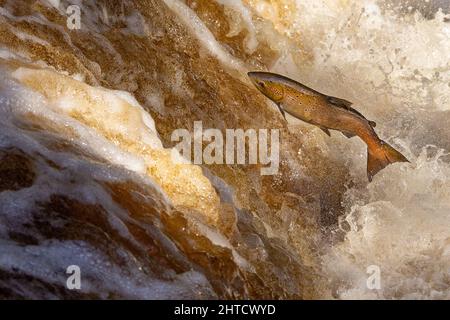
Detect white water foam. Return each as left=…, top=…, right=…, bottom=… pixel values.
left=244, top=0, right=450, bottom=298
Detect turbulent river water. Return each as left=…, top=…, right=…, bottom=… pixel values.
left=0, top=0, right=449, bottom=299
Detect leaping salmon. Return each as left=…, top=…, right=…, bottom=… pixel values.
left=248, top=71, right=408, bottom=181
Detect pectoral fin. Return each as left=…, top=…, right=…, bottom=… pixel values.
left=320, top=127, right=331, bottom=136
left=276, top=103, right=286, bottom=121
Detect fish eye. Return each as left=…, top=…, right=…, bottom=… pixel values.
left=259, top=81, right=265, bottom=88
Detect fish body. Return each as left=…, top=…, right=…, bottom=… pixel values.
left=248, top=71, right=408, bottom=181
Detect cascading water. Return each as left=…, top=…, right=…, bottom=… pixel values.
left=0, top=0, right=448, bottom=299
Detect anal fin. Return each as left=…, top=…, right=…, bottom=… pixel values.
left=342, top=131, right=356, bottom=138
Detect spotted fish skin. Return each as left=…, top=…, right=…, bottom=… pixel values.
left=248, top=71, right=408, bottom=181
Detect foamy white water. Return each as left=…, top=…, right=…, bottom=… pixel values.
left=0, top=0, right=449, bottom=299
left=242, top=0, right=450, bottom=298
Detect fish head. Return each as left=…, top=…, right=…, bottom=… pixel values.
left=248, top=71, right=284, bottom=103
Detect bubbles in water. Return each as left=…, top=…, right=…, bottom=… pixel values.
left=244, top=0, right=450, bottom=299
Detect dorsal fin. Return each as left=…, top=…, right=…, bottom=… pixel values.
left=326, top=96, right=376, bottom=127
left=327, top=96, right=353, bottom=108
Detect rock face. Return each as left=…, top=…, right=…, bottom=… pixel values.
left=0, top=0, right=449, bottom=299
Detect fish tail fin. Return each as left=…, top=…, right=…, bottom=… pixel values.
left=367, top=141, right=409, bottom=181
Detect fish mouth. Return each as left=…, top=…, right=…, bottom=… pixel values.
left=247, top=71, right=275, bottom=84
left=247, top=72, right=260, bottom=88
left=247, top=71, right=262, bottom=80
